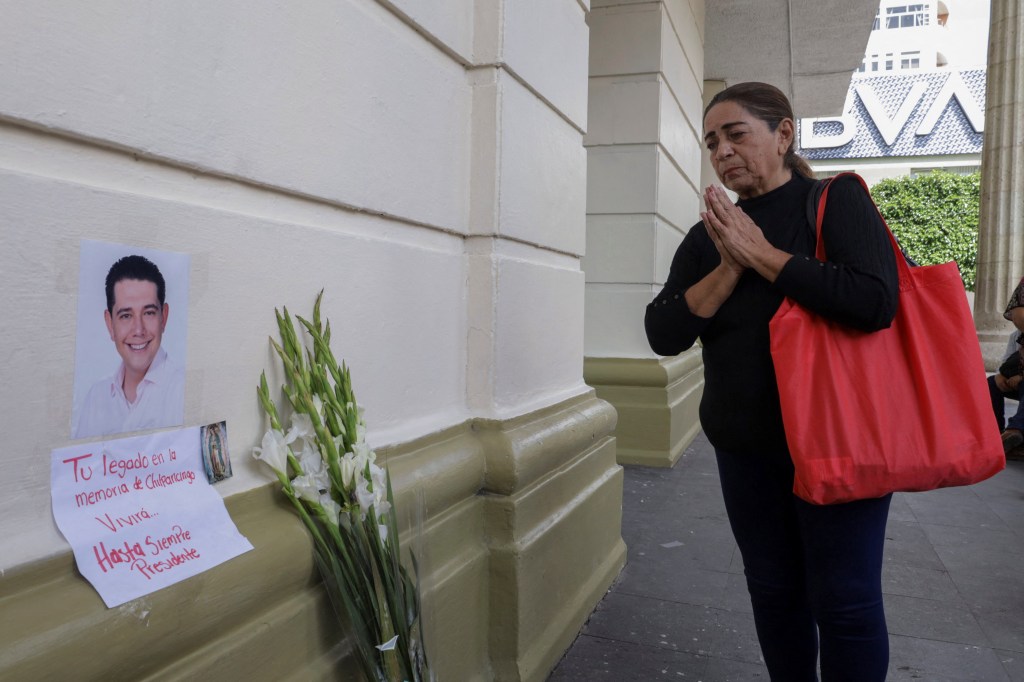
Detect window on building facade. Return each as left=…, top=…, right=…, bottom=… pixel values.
left=815, top=170, right=854, bottom=180
left=910, top=166, right=979, bottom=177
left=900, top=51, right=921, bottom=69
left=859, top=53, right=882, bottom=72
left=858, top=49, right=921, bottom=73
left=885, top=4, right=930, bottom=29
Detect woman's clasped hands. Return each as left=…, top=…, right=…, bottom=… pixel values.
left=700, top=184, right=790, bottom=282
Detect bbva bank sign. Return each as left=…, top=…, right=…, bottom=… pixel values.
left=798, top=70, right=986, bottom=160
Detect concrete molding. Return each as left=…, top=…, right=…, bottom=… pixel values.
left=475, top=390, right=618, bottom=495
left=0, top=393, right=625, bottom=682
left=585, top=352, right=704, bottom=467
left=0, top=485, right=358, bottom=681
left=477, top=392, right=625, bottom=681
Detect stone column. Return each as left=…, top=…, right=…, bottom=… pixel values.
left=469, top=3, right=626, bottom=679
left=583, top=0, right=707, bottom=467
left=974, top=0, right=1024, bottom=368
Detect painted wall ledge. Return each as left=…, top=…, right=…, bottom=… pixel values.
left=585, top=351, right=704, bottom=467
left=1, top=391, right=624, bottom=682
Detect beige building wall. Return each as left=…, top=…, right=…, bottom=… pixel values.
left=0, top=0, right=911, bottom=677
left=0, top=1, right=625, bottom=680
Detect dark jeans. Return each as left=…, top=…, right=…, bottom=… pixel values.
left=715, top=448, right=891, bottom=682
left=988, top=374, right=1024, bottom=432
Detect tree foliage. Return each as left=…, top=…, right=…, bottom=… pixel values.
left=870, top=171, right=981, bottom=291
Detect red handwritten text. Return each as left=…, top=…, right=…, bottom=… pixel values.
left=145, top=470, right=196, bottom=489
left=94, top=507, right=156, bottom=533
left=93, top=540, right=146, bottom=573
left=75, top=483, right=131, bottom=508
left=146, top=525, right=192, bottom=556
left=63, top=453, right=94, bottom=482
left=131, top=547, right=201, bottom=580
left=103, top=452, right=151, bottom=479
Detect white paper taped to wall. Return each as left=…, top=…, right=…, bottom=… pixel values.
left=50, top=427, right=252, bottom=608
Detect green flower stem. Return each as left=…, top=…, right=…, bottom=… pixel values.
left=368, top=507, right=417, bottom=679
left=258, top=293, right=432, bottom=682
left=276, top=474, right=329, bottom=556
left=258, top=372, right=283, bottom=432
left=285, top=451, right=302, bottom=477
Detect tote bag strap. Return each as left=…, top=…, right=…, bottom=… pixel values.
left=811, top=172, right=914, bottom=284
left=804, top=177, right=830, bottom=241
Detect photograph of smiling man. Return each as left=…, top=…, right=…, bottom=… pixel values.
left=72, top=242, right=189, bottom=440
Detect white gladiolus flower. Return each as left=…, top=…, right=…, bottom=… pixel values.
left=312, top=466, right=331, bottom=493
left=352, top=441, right=376, bottom=474
left=291, top=473, right=322, bottom=504
left=320, top=495, right=342, bottom=523
left=297, top=441, right=323, bottom=477
left=355, top=464, right=392, bottom=519
left=256, top=295, right=431, bottom=679
left=339, top=452, right=359, bottom=488
left=294, top=474, right=340, bottom=524
left=354, top=440, right=374, bottom=459
left=370, top=463, right=388, bottom=489
left=287, top=413, right=315, bottom=444
left=299, top=458, right=329, bottom=497
left=355, top=479, right=375, bottom=517
left=369, top=465, right=391, bottom=516
left=352, top=453, right=370, bottom=480
left=253, top=429, right=290, bottom=474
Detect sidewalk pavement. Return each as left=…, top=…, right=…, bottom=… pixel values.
left=548, top=431, right=1024, bottom=681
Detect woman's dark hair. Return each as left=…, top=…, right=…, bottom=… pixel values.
left=703, top=82, right=814, bottom=179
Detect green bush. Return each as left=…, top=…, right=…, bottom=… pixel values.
left=869, top=171, right=981, bottom=291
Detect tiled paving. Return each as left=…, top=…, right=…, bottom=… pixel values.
left=549, top=432, right=1024, bottom=681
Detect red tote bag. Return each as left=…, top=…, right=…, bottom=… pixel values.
left=769, top=173, right=1004, bottom=505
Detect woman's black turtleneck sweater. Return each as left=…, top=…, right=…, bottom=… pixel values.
left=645, top=173, right=898, bottom=455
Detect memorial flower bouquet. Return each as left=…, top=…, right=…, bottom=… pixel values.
left=254, top=292, right=431, bottom=682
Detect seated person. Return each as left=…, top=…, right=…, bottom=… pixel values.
left=989, top=338, right=1024, bottom=451
left=991, top=276, right=1024, bottom=455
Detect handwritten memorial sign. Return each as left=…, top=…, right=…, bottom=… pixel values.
left=51, top=427, right=253, bottom=607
